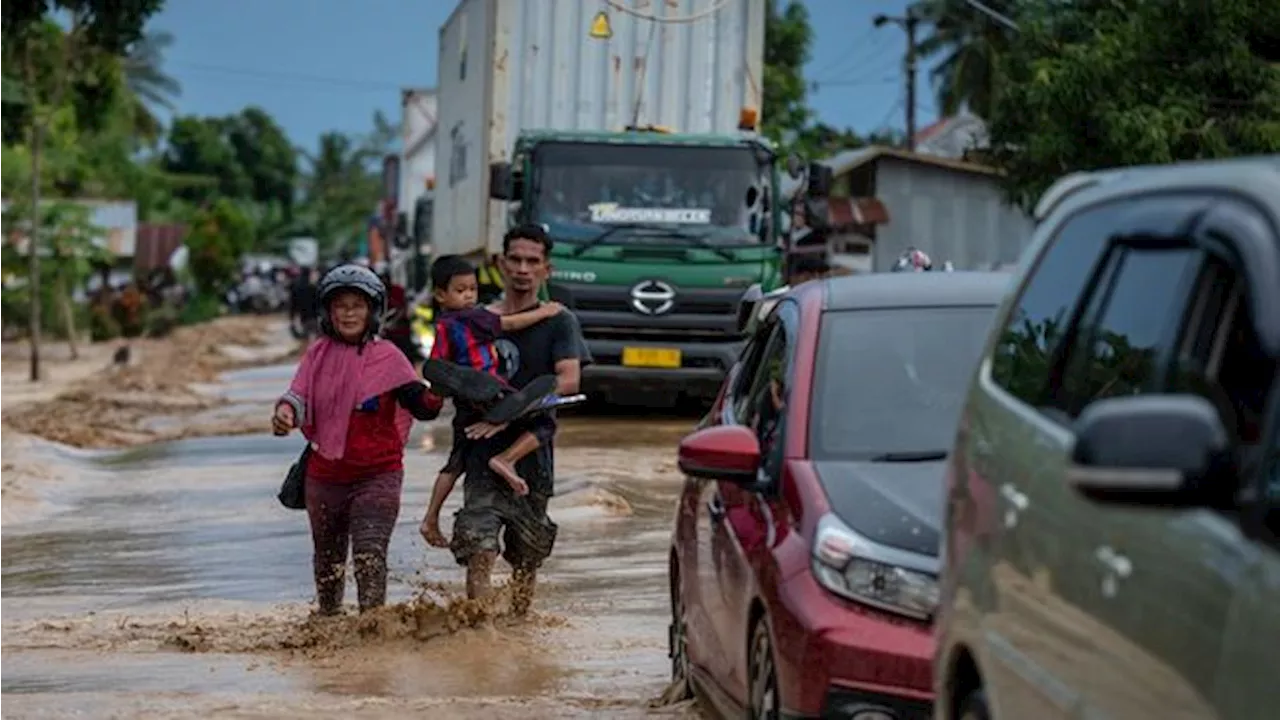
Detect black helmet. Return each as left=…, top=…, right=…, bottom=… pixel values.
left=317, top=264, right=386, bottom=342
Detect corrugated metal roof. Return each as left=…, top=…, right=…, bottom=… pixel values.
left=823, top=145, right=997, bottom=177
left=780, top=145, right=997, bottom=199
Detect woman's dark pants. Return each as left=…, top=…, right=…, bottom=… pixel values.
left=305, top=470, right=403, bottom=613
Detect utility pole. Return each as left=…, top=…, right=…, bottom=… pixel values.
left=874, top=8, right=921, bottom=151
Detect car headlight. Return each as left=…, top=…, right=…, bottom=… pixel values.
left=811, top=513, right=939, bottom=621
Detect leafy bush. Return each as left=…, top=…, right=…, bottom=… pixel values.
left=145, top=304, right=179, bottom=337
left=88, top=303, right=121, bottom=341
left=179, top=291, right=223, bottom=326
left=184, top=199, right=254, bottom=296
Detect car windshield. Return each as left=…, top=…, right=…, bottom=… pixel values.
left=530, top=141, right=765, bottom=246
left=810, top=306, right=997, bottom=460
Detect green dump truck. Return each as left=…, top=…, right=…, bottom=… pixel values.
left=433, top=0, right=832, bottom=403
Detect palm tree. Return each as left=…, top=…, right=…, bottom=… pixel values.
left=299, top=132, right=382, bottom=249
left=121, top=30, right=181, bottom=144
left=910, top=0, right=1016, bottom=120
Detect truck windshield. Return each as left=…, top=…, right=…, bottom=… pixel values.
left=530, top=141, right=765, bottom=246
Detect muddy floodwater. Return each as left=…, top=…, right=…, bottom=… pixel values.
left=2, top=364, right=704, bottom=719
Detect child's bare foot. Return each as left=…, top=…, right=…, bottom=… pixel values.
left=489, top=457, right=530, bottom=496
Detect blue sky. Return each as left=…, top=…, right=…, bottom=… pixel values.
left=151, top=0, right=941, bottom=153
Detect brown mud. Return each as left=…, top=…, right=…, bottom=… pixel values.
left=2, top=381, right=707, bottom=718
left=2, top=315, right=299, bottom=450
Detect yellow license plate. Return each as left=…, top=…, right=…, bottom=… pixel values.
left=621, top=347, right=682, bottom=368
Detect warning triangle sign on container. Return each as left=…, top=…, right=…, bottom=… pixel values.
left=589, top=11, right=612, bottom=40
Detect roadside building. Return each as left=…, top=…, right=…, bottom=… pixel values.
left=816, top=144, right=1032, bottom=273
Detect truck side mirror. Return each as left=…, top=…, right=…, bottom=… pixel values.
left=807, top=163, right=833, bottom=197
left=786, top=153, right=804, bottom=179
left=489, top=162, right=521, bottom=201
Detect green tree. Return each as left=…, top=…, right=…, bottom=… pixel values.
left=2, top=0, right=164, bottom=380
left=44, top=202, right=109, bottom=358
left=299, top=131, right=380, bottom=250
left=988, top=0, right=1280, bottom=207
left=224, top=107, right=299, bottom=216
left=762, top=0, right=813, bottom=146
left=793, top=123, right=906, bottom=158
left=184, top=198, right=254, bottom=296
left=162, top=108, right=298, bottom=218
left=910, top=0, right=1017, bottom=120
left=121, top=29, right=181, bottom=145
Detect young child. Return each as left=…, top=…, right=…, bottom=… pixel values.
left=420, top=254, right=562, bottom=513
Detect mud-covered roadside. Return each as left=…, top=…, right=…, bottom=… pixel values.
left=2, top=316, right=299, bottom=449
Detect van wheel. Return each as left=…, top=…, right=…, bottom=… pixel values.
left=959, top=688, right=991, bottom=720
left=748, top=618, right=780, bottom=720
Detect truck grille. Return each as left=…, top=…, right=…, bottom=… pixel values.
left=553, top=281, right=745, bottom=339
left=572, top=296, right=737, bottom=315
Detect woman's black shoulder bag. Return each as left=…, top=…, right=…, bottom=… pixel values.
left=277, top=444, right=311, bottom=510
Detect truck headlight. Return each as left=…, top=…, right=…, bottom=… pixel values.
left=811, top=513, right=939, bottom=621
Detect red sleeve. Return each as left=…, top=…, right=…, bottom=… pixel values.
left=423, top=321, right=450, bottom=413
left=431, top=320, right=452, bottom=361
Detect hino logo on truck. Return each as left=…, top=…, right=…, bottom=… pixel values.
left=552, top=270, right=597, bottom=282
left=631, top=280, right=676, bottom=316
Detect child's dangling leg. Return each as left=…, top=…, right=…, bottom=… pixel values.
left=488, top=431, right=541, bottom=496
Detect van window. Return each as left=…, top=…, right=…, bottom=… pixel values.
left=1055, top=247, right=1201, bottom=417
left=990, top=205, right=1114, bottom=404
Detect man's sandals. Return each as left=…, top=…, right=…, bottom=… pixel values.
left=422, top=360, right=560, bottom=424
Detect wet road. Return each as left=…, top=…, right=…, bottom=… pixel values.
left=2, top=365, right=703, bottom=719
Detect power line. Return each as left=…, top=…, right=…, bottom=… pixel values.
left=809, top=26, right=885, bottom=79
left=810, top=75, right=898, bottom=92
left=872, top=95, right=904, bottom=132
left=170, top=61, right=405, bottom=93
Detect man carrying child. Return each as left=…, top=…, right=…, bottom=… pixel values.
left=418, top=223, right=586, bottom=613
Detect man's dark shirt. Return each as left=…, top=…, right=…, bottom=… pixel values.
left=463, top=308, right=587, bottom=496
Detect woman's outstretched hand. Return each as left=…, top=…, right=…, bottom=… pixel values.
left=272, top=403, right=296, bottom=436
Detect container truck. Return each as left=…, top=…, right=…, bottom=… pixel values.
left=432, top=0, right=832, bottom=403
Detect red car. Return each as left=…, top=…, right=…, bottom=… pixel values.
left=667, top=272, right=1006, bottom=719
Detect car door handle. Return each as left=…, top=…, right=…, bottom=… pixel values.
left=999, top=483, right=1029, bottom=509
left=1095, top=546, right=1132, bottom=577
left=999, top=483, right=1029, bottom=528
left=1095, top=545, right=1132, bottom=598
left=707, top=495, right=726, bottom=522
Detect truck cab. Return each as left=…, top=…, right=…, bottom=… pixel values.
left=488, top=125, right=831, bottom=404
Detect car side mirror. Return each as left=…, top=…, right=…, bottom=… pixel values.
left=678, top=425, right=761, bottom=486
left=1068, top=395, right=1235, bottom=506
left=489, top=162, right=521, bottom=201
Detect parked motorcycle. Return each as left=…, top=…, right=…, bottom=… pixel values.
left=410, top=301, right=435, bottom=363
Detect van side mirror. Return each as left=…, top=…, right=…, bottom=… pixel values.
left=807, top=163, right=833, bottom=198
left=489, top=162, right=521, bottom=201
left=1068, top=395, right=1235, bottom=506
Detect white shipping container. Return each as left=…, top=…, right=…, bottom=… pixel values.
left=432, top=0, right=766, bottom=258
left=399, top=88, right=438, bottom=223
